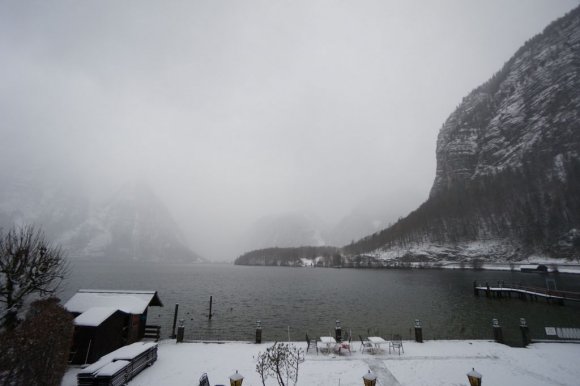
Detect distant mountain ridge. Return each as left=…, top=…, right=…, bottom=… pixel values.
left=59, top=182, right=203, bottom=263
left=0, top=174, right=202, bottom=263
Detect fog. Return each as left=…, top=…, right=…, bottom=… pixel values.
left=1, top=1, right=578, bottom=261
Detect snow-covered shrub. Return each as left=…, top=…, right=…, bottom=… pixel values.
left=0, top=298, right=73, bottom=386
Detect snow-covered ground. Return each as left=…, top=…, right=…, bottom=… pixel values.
left=62, top=339, right=580, bottom=386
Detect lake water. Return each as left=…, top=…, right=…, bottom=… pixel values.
left=60, top=262, right=580, bottom=346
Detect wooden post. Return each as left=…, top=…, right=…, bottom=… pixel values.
left=486, top=282, right=491, bottom=298
left=171, top=303, right=179, bottom=339
left=209, top=296, right=213, bottom=320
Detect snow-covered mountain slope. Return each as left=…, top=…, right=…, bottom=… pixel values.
left=431, top=6, right=580, bottom=196
left=58, top=181, right=202, bottom=263
left=0, top=174, right=202, bottom=263
left=345, top=6, right=580, bottom=262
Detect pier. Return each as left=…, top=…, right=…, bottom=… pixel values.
left=473, top=281, right=580, bottom=304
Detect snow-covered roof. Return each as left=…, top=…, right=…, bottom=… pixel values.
left=74, top=307, right=124, bottom=327
left=65, top=289, right=163, bottom=315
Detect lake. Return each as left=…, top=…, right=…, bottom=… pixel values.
left=60, top=262, right=580, bottom=346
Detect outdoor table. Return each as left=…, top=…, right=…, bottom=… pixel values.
left=319, top=336, right=336, bottom=353
left=367, top=336, right=387, bottom=353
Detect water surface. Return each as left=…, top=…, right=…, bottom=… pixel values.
left=61, top=263, right=580, bottom=346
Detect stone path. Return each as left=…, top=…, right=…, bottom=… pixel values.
left=363, top=357, right=402, bottom=386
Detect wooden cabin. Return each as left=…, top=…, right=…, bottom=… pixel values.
left=64, top=289, right=163, bottom=364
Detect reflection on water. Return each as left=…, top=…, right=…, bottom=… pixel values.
left=61, top=262, right=580, bottom=346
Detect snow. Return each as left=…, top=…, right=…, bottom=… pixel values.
left=62, top=340, right=580, bottom=386
left=94, top=360, right=130, bottom=377
left=64, top=290, right=160, bottom=315
left=81, top=342, right=158, bottom=375
left=74, top=307, right=121, bottom=327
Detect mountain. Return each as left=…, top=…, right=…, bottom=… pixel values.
left=59, top=182, right=202, bottom=263
left=243, top=213, right=327, bottom=251
left=344, top=6, right=580, bottom=262
left=0, top=167, right=90, bottom=242
left=0, top=172, right=202, bottom=263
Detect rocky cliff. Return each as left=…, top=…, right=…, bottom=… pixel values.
left=345, top=6, right=580, bottom=262
left=432, top=6, right=580, bottom=196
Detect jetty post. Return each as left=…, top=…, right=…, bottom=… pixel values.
left=414, top=319, right=423, bottom=343
left=335, top=320, right=342, bottom=342
left=492, top=318, right=503, bottom=344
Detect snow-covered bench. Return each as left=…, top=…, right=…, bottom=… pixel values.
left=77, top=342, right=158, bottom=386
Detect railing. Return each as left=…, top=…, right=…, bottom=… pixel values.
left=474, top=281, right=580, bottom=302
left=144, top=325, right=161, bottom=341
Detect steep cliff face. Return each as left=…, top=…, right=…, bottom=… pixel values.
left=431, top=7, right=580, bottom=196
left=346, top=6, right=580, bottom=261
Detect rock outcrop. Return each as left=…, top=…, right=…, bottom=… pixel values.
left=346, top=6, right=580, bottom=262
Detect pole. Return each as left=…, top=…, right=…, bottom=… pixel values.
left=84, top=340, right=92, bottom=365
left=209, top=296, right=213, bottom=320
left=171, top=304, right=179, bottom=338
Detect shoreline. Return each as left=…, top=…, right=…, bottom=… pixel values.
left=235, top=261, right=580, bottom=275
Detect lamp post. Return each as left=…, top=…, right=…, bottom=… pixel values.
left=335, top=320, right=342, bottom=342
left=362, top=370, right=377, bottom=386
left=229, top=370, right=244, bottom=386
left=176, top=319, right=185, bottom=343
left=255, top=320, right=262, bottom=344
left=467, top=368, right=482, bottom=386
left=492, top=318, right=503, bottom=344
left=520, top=318, right=530, bottom=347
left=414, top=319, right=423, bottom=343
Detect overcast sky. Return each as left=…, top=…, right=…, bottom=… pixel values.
left=1, top=0, right=578, bottom=260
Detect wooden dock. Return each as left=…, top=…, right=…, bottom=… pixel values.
left=473, top=281, right=580, bottom=304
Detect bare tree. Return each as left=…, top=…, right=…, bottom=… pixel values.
left=255, top=343, right=304, bottom=386
left=0, top=225, right=68, bottom=331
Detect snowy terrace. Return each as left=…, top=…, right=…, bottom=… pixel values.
left=62, top=339, right=580, bottom=386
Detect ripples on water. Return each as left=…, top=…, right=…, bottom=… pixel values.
left=61, top=262, right=580, bottom=346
